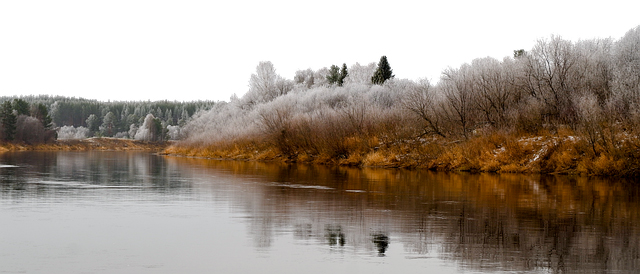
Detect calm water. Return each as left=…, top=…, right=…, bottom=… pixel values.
left=1, top=151, right=639, bottom=273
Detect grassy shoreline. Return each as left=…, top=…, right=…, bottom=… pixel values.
left=0, top=137, right=169, bottom=153
left=163, top=130, right=640, bottom=177
left=3, top=132, right=638, bottom=177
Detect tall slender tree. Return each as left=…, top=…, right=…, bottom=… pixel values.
left=339, top=63, right=348, bottom=86
left=1, top=101, right=16, bottom=141
left=32, top=103, right=53, bottom=129
left=371, top=56, right=394, bottom=85
left=100, top=112, right=117, bottom=137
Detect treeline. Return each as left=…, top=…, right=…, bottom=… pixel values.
left=170, top=25, right=640, bottom=176
left=0, top=95, right=216, bottom=143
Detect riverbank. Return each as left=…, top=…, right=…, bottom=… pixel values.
left=163, top=130, right=640, bottom=177
left=0, top=138, right=169, bottom=152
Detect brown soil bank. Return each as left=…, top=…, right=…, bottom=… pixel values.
left=0, top=138, right=169, bottom=152
left=163, top=130, right=640, bottom=177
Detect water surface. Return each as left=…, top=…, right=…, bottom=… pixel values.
left=1, top=151, right=638, bottom=273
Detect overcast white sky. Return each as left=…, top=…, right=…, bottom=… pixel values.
left=0, top=1, right=637, bottom=102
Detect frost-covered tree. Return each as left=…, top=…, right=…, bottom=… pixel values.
left=134, top=114, right=162, bottom=142
left=371, top=56, right=394, bottom=85
left=467, top=57, right=521, bottom=127
left=441, top=65, right=477, bottom=138
left=612, top=26, right=640, bottom=113
left=128, top=124, right=138, bottom=139
left=167, top=125, right=182, bottom=140
left=574, top=38, right=613, bottom=105
left=243, top=61, right=281, bottom=106
left=344, top=62, right=376, bottom=85
left=275, top=77, right=294, bottom=98
left=522, top=36, right=579, bottom=123
left=294, top=69, right=315, bottom=89
left=403, top=79, right=447, bottom=137
left=313, top=67, right=330, bottom=87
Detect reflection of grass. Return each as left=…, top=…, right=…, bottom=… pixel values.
left=0, top=138, right=169, bottom=152
left=166, top=156, right=640, bottom=272
left=165, top=155, right=638, bottom=221
left=164, top=129, right=640, bottom=177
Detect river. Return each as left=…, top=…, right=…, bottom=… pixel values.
left=1, top=151, right=638, bottom=273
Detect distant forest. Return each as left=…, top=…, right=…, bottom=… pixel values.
left=0, top=95, right=215, bottom=143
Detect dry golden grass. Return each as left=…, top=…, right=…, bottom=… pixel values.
left=339, top=152, right=364, bottom=166
left=1, top=138, right=168, bottom=152
left=161, top=127, right=640, bottom=177
left=362, top=151, right=392, bottom=167
left=254, top=148, right=278, bottom=161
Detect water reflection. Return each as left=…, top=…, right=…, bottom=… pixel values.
left=0, top=151, right=192, bottom=202
left=167, top=157, right=640, bottom=273
left=1, top=152, right=639, bottom=273
left=372, top=233, right=389, bottom=256
left=325, top=225, right=346, bottom=246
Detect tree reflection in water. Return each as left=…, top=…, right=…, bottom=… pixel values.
left=165, top=158, right=640, bottom=273
left=372, top=233, right=389, bottom=256
left=325, top=225, right=346, bottom=247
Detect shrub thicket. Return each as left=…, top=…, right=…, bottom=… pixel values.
left=169, top=26, right=640, bottom=176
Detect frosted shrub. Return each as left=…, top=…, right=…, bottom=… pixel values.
left=181, top=101, right=262, bottom=146
left=114, top=132, right=129, bottom=139
left=343, top=62, right=376, bottom=85
left=134, top=114, right=158, bottom=141
left=57, top=126, right=89, bottom=140
left=167, top=125, right=182, bottom=140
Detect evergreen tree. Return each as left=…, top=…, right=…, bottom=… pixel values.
left=371, top=55, right=394, bottom=85
left=86, top=114, right=100, bottom=136
left=12, top=99, right=29, bottom=116
left=165, top=109, right=174, bottom=125
left=339, top=63, right=348, bottom=86
left=326, top=65, right=341, bottom=85
left=1, top=101, right=16, bottom=141
left=100, top=112, right=116, bottom=137
left=155, top=118, right=165, bottom=141
left=33, top=103, right=53, bottom=129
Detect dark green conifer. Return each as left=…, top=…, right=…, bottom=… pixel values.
left=1, top=101, right=16, bottom=141
left=326, top=65, right=341, bottom=85
left=338, top=63, right=348, bottom=86
left=371, top=55, right=394, bottom=85
left=34, top=103, right=53, bottom=129
left=12, top=99, right=29, bottom=116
